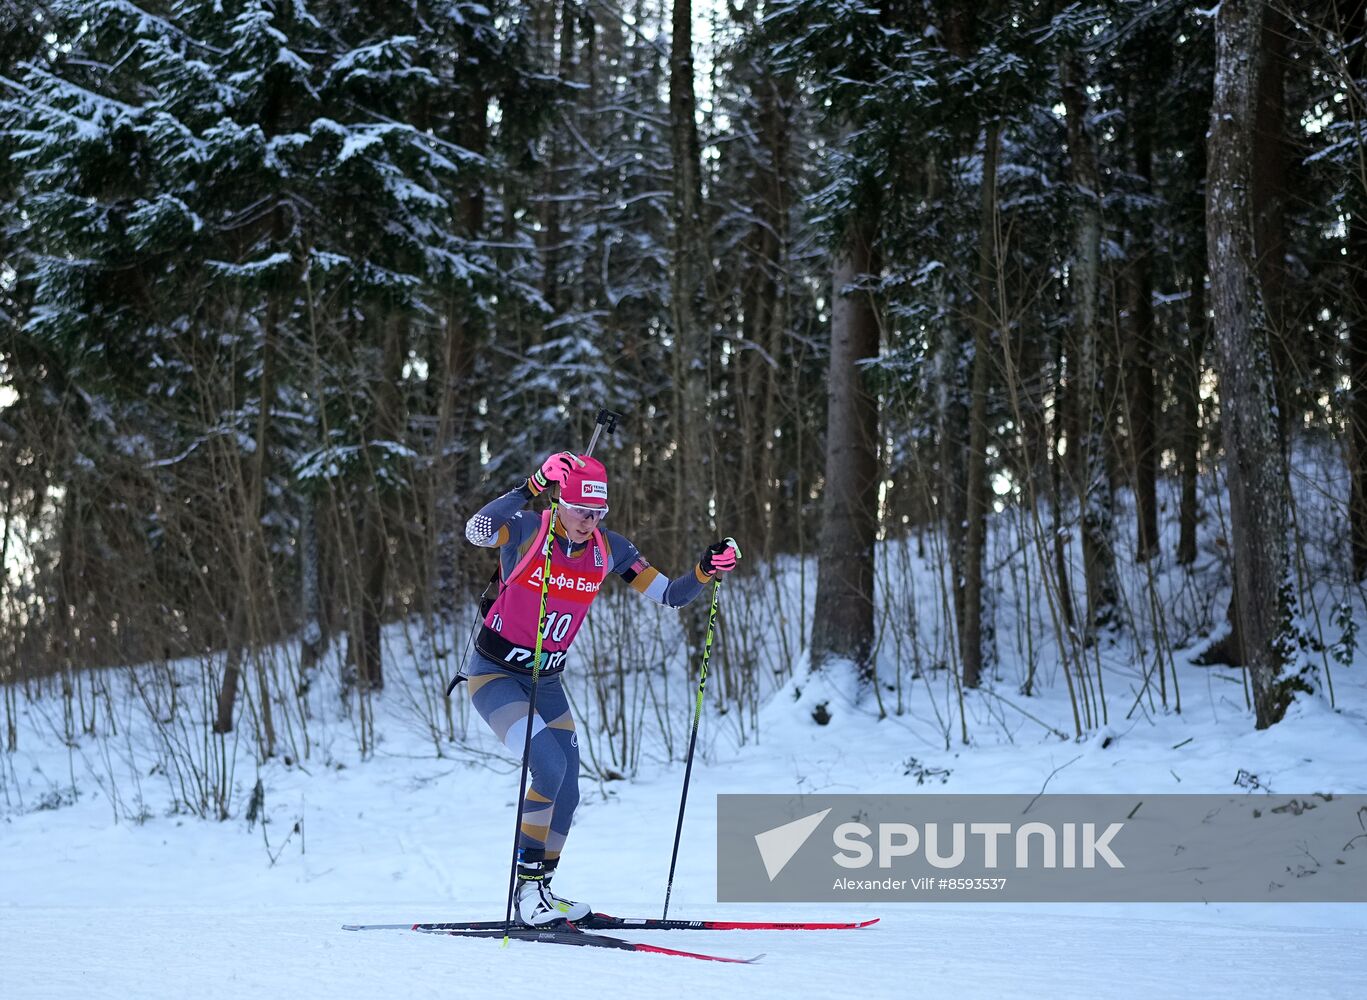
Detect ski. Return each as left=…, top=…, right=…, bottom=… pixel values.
left=344, top=923, right=761, bottom=963
left=343, top=913, right=878, bottom=933
left=583, top=912, right=879, bottom=932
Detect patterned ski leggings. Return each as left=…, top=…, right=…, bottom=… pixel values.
left=467, top=652, right=580, bottom=862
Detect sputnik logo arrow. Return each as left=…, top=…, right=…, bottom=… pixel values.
left=754, top=808, right=832, bottom=881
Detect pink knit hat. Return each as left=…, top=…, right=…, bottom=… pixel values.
left=562, top=455, right=608, bottom=507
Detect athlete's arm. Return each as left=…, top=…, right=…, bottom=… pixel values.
left=605, top=531, right=709, bottom=609
left=465, top=483, right=539, bottom=549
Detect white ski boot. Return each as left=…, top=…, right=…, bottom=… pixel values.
left=515, top=860, right=591, bottom=926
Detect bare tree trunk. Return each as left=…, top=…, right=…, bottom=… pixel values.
left=1253, top=5, right=1292, bottom=440
left=733, top=64, right=792, bottom=554
left=930, top=151, right=969, bottom=654
left=540, top=0, right=576, bottom=314
left=1207, top=0, right=1298, bottom=729
left=250, top=300, right=278, bottom=755
left=0, top=480, right=17, bottom=750
left=209, top=69, right=297, bottom=747
left=1177, top=261, right=1208, bottom=567
left=1050, top=337, right=1077, bottom=631
left=961, top=122, right=1000, bottom=689
left=1012, top=317, right=1047, bottom=510
left=1127, top=110, right=1159, bottom=563
left=214, top=295, right=277, bottom=749
left=669, top=0, right=713, bottom=653
left=214, top=608, right=244, bottom=734
left=1178, top=94, right=1211, bottom=568
left=433, top=82, right=486, bottom=617
left=933, top=5, right=978, bottom=658
left=759, top=70, right=795, bottom=557
left=353, top=499, right=385, bottom=692
left=350, top=316, right=406, bottom=692
left=810, top=213, right=880, bottom=683
left=1062, top=52, right=1119, bottom=633
left=1342, top=0, right=1367, bottom=579
left=298, top=491, right=327, bottom=690
left=53, top=483, right=80, bottom=690
left=670, top=0, right=708, bottom=507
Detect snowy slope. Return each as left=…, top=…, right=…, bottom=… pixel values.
left=5, top=629, right=1366, bottom=999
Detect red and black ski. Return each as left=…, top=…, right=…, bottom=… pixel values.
left=343, top=923, right=761, bottom=963
left=343, top=913, right=878, bottom=933
left=583, top=912, right=880, bottom=932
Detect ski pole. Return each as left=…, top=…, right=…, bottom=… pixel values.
left=500, top=488, right=559, bottom=940
left=502, top=408, right=620, bottom=940
left=662, top=537, right=740, bottom=920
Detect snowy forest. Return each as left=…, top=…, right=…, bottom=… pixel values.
left=2, top=0, right=1366, bottom=813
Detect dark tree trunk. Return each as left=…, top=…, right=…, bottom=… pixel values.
left=349, top=317, right=406, bottom=692
left=298, top=491, right=327, bottom=690
left=931, top=147, right=969, bottom=651
left=961, top=122, right=1000, bottom=689
left=214, top=295, right=277, bottom=746
left=434, top=80, right=486, bottom=618
left=933, top=3, right=980, bottom=656
left=1252, top=5, right=1292, bottom=440
left=810, top=214, right=880, bottom=682
left=1352, top=249, right=1367, bottom=572
left=248, top=296, right=277, bottom=754
left=214, top=636, right=243, bottom=735
left=353, top=499, right=386, bottom=692
left=1178, top=90, right=1212, bottom=569
left=1127, top=111, right=1159, bottom=563
left=214, top=107, right=289, bottom=745
left=669, top=0, right=714, bottom=657
left=732, top=64, right=788, bottom=553
left=1207, top=0, right=1297, bottom=729
left=540, top=0, right=576, bottom=314
left=1012, top=319, right=1048, bottom=510
left=1050, top=332, right=1077, bottom=632
left=1177, top=261, right=1208, bottom=567
left=1342, top=0, right=1367, bottom=579
left=1062, top=52, right=1119, bottom=632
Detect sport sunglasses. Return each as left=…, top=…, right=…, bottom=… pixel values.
left=560, top=500, right=609, bottom=521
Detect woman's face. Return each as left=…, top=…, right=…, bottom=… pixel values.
left=558, top=503, right=605, bottom=543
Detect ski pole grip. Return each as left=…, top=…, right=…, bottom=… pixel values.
left=583, top=407, right=623, bottom=457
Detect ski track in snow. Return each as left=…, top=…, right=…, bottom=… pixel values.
left=2, top=905, right=1362, bottom=999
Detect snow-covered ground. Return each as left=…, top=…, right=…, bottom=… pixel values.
left=5, top=460, right=1367, bottom=997
left=6, top=641, right=1365, bottom=998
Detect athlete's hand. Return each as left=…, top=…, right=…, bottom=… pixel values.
left=699, top=538, right=741, bottom=576
left=530, top=452, right=585, bottom=494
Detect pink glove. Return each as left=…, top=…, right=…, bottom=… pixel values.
left=530, top=451, right=585, bottom=494
left=700, top=538, right=741, bottom=575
